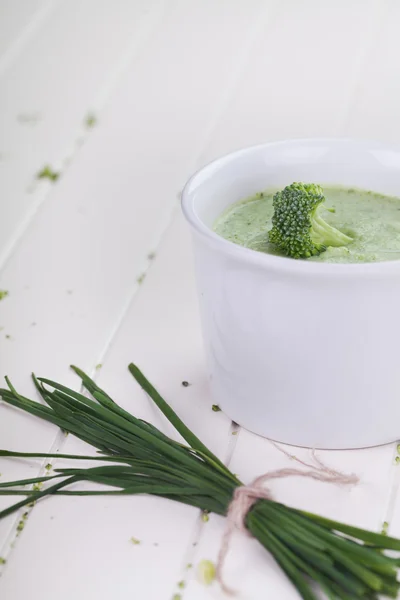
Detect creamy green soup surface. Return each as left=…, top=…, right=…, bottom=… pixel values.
left=213, top=186, right=400, bottom=264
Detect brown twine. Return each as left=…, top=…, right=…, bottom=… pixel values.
left=216, top=446, right=359, bottom=595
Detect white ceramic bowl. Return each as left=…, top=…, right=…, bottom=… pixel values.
left=182, top=139, right=400, bottom=449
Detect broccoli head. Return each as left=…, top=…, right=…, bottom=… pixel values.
left=268, top=182, right=352, bottom=259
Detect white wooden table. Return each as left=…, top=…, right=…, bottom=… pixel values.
left=1, top=1, right=399, bottom=598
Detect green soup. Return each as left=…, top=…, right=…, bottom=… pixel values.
left=213, top=186, right=400, bottom=264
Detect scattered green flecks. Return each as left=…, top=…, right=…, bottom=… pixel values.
left=181, top=381, right=190, bottom=388
left=212, top=404, right=221, bottom=412
left=0, top=557, right=6, bottom=565
left=0, top=290, right=9, bottom=301
left=197, top=559, right=216, bottom=586
left=17, top=112, right=41, bottom=125
left=33, top=482, right=43, bottom=491
left=95, top=363, right=102, bottom=370
left=5, top=334, right=11, bottom=340
left=186, top=563, right=192, bottom=570
left=201, top=511, right=209, bottom=523
left=37, top=165, right=60, bottom=182
left=130, top=536, right=141, bottom=545
left=231, top=430, right=238, bottom=436
left=382, top=521, right=389, bottom=535
left=172, top=595, right=181, bottom=600
left=148, top=252, right=156, bottom=260
left=85, top=113, right=97, bottom=129
left=45, top=463, right=52, bottom=472
left=16, top=512, right=28, bottom=534
left=137, top=273, right=146, bottom=285
left=395, top=444, right=400, bottom=465
left=177, top=581, right=185, bottom=589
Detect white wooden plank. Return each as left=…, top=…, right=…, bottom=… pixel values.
left=0, top=0, right=271, bottom=580
left=0, top=213, right=233, bottom=599
left=0, top=0, right=52, bottom=65
left=198, top=0, right=387, bottom=165
left=345, top=1, right=400, bottom=142
left=0, top=0, right=166, bottom=267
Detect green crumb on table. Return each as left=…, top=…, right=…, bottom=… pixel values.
left=95, top=363, right=102, bottom=370
left=17, top=112, right=41, bottom=124
left=197, top=559, right=216, bottom=586
left=0, top=557, right=6, bottom=565
left=181, top=381, right=190, bottom=387
left=397, top=444, right=400, bottom=454
left=5, top=334, right=11, bottom=340
left=382, top=521, right=389, bottom=535
left=45, top=463, right=52, bottom=471
left=231, top=430, right=238, bottom=435
left=177, top=581, right=185, bottom=589
left=172, top=595, right=181, bottom=600
left=395, top=456, right=400, bottom=465
left=32, top=482, right=43, bottom=491
left=37, top=165, right=60, bottom=182
left=137, top=273, right=146, bottom=284
left=16, top=519, right=25, bottom=533
left=0, top=290, right=9, bottom=301
left=186, top=563, right=192, bottom=570
left=147, top=252, right=156, bottom=260
left=130, top=536, right=141, bottom=545
left=212, top=404, right=221, bottom=412
left=201, top=511, right=209, bottom=522
left=85, top=113, right=97, bottom=128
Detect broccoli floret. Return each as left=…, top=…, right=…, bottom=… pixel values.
left=268, top=183, right=352, bottom=259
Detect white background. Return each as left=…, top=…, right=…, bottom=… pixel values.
left=0, top=1, right=399, bottom=598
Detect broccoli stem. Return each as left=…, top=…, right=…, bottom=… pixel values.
left=311, top=205, right=353, bottom=248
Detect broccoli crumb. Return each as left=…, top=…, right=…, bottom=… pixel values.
left=45, top=464, right=52, bottom=471
left=181, top=381, right=190, bottom=387
left=17, top=112, right=41, bottom=125
left=231, top=431, right=238, bottom=436
left=172, top=595, right=181, bottom=600
left=16, top=519, right=25, bottom=533
left=0, top=290, right=9, bottom=301
left=5, top=334, right=11, bottom=340
left=130, top=536, right=141, bottom=545
left=382, top=521, right=389, bottom=535
left=137, top=273, right=146, bottom=284
left=201, top=511, right=209, bottom=523
left=212, top=404, right=221, bottom=412
left=397, top=444, right=400, bottom=454
left=177, top=581, right=185, bottom=589
left=95, top=363, right=102, bottom=370
left=33, top=482, right=43, bottom=491
left=37, top=165, right=60, bottom=182
left=197, top=559, right=216, bottom=586
left=395, top=456, right=400, bottom=465
left=85, top=113, right=97, bottom=128
left=186, top=563, right=192, bottom=570
left=147, top=252, right=156, bottom=260
left=0, top=557, right=6, bottom=565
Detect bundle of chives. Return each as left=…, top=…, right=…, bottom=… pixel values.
left=0, top=363, right=399, bottom=599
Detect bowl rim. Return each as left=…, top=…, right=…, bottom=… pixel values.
left=181, top=137, right=400, bottom=277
